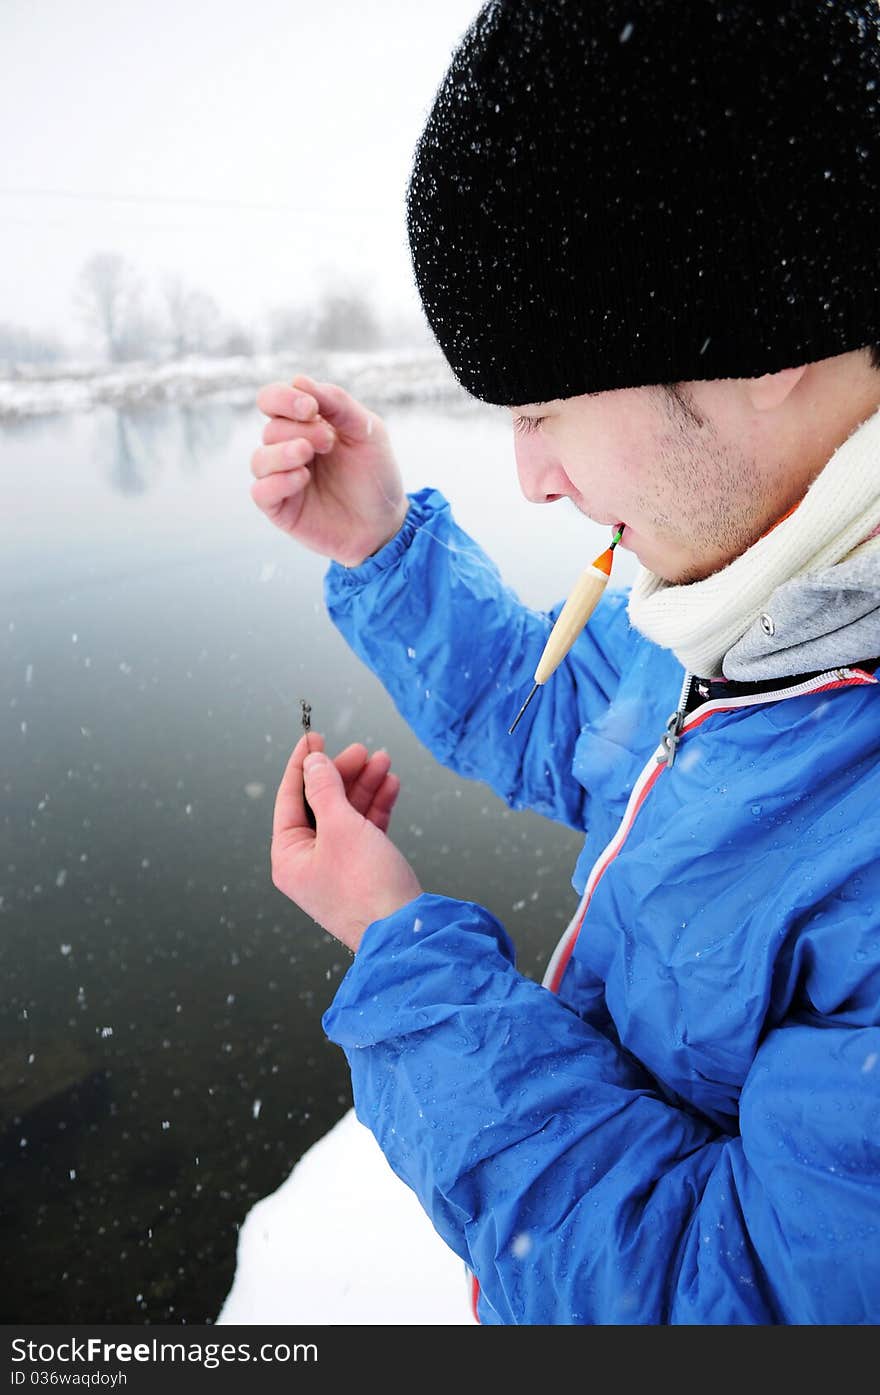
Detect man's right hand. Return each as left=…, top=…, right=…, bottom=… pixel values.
left=251, top=374, right=410, bottom=568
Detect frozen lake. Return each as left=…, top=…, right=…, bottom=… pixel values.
left=0, top=384, right=639, bottom=1322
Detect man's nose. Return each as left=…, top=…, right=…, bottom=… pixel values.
left=515, top=446, right=571, bottom=504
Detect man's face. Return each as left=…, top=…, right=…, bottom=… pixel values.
left=509, top=379, right=783, bottom=584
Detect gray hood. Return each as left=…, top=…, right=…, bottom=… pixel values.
left=722, top=544, right=880, bottom=681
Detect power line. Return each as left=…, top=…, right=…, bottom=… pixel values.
left=0, top=186, right=391, bottom=216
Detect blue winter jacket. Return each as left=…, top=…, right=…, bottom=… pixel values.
left=321, top=486, right=880, bottom=1325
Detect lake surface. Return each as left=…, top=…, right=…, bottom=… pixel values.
left=0, top=390, right=640, bottom=1322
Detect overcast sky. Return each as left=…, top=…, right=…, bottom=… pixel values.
left=1, top=0, right=481, bottom=349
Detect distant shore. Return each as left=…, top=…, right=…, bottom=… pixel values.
left=0, top=346, right=478, bottom=420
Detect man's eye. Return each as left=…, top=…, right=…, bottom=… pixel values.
left=513, top=414, right=545, bottom=436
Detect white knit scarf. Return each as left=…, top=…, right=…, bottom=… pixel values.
left=626, top=404, right=880, bottom=677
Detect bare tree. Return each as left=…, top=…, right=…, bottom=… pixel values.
left=73, top=252, right=161, bottom=363
left=310, top=288, right=382, bottom=351
left=213, top=321, right=256, bottom=357
left=113, top=302, right=165, bottom=363
left=161, top=274, right=224, bottom=357
left=266, top=302, right=313, bottom=353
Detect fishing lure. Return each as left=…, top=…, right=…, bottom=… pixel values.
left=300, top=698, right=317, bottom=830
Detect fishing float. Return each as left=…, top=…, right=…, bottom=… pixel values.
left=508, top=523, right=625, bottom=735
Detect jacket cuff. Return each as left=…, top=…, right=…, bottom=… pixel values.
left=321, top=891, right=517, bottom=1050
left=324, top=487, right=450, bottom=596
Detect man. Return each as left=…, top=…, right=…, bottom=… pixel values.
left=251, top=2, right=880, bottom=1322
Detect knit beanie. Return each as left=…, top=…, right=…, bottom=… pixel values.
left=405, top=1, right=880, bottom=407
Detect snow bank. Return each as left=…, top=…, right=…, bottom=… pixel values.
left=0, top=347, right=472, bottom=420
left=216, top=1108, right=475, bottom=1325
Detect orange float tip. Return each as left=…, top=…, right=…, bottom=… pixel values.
left=590, top=523, right=625, bottom=575
left=590, top=546, right=614, bottom=576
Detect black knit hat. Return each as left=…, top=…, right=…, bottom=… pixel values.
left=405, top=1, right=880, bottom=407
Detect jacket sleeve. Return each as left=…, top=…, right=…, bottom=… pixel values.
left=323, top=486, right=635, bottom=830
left=322, top=893, right=880, bottom=1325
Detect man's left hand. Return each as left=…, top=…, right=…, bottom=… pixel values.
left=271, top=732, right=423, bottom=952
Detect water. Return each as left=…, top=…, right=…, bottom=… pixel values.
left=0, top=391, right=638, bottom=1322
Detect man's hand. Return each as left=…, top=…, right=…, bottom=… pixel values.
left=251, top=374, right=410, bottom=568
left=271, top=731, right=423, bottom=953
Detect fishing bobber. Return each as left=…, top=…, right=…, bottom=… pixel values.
left=509, top=526, right=623, bottom=735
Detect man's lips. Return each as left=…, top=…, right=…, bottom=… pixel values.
left=572, top=497, right=629, bottom=535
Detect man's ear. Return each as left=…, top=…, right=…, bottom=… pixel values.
left=745, top=364, right=808, bottom=412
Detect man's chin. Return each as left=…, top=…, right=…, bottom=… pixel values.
left=665, top=558, right=720, bottom=585
left=627, top=534, right=709, bottom=586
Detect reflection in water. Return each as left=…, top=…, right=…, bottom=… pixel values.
left=99, top=402, right=239, bottom=497
left=110, top=411, right=152, bottom=497
left=178, top=404, right=231, bottom=481
left=0, top=396, right=633, bottom=1323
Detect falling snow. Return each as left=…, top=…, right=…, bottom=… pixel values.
left=511, top=1232, right=533, bottom=1259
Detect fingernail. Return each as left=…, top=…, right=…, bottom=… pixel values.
left=293, top=398, right=315, bottom=419
left=303, top=752, right=326, bottom=774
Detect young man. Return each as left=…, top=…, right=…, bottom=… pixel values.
left=251, top=2, right=880, bottom=1322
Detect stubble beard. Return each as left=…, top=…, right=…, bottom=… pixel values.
left=648, top=385, right=774, bottom=585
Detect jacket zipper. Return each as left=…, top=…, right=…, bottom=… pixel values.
left=657, top=670, right=694, bottom=768
left=656, top=665, right=876, bottom=769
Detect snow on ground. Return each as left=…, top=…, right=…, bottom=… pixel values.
left=216, top=1107, right=475, bottom=1325
left=0, top=347, right=472, bottom=420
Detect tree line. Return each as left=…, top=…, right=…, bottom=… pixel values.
left=1, top=251, right=432, bottom=366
